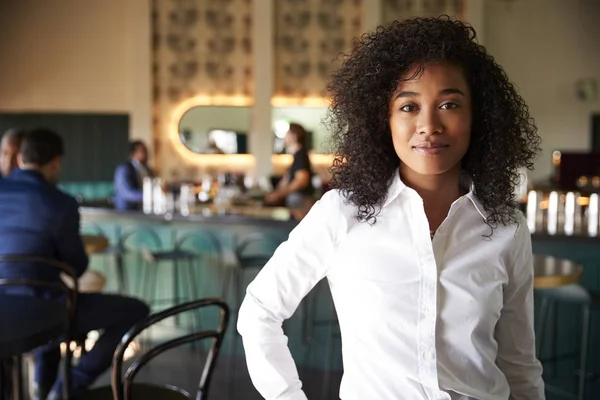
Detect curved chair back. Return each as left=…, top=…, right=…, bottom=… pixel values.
left=176, top=230, right=224, bottom=269
left=111, top=298, right=230, bottom=400
left=235, top=232, right=283, bottom=269
left=120, top=226, right=163, bottom=252
left=0, top=255, right=78, bottom=400
left=80, top=221, right=107, bottom=236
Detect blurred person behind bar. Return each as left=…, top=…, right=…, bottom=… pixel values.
left=113, top=140, right=153, bottom=211
left=265, top=123, right=315, bottom=210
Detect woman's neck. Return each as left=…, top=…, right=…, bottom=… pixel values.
left=399, top=164, right=464, bottom=231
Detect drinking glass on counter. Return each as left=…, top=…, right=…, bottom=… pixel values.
left=525, top=190, right=597, bottom=236
left=179, top=184, right=195, bottom=216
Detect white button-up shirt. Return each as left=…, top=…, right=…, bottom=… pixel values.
left=238, top=172, right=544, bottom=400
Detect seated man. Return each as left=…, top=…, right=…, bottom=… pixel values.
left=113, top=140, right=153, bottom=211
left=0, top=128, right=150, bottom=400
left=0, top=127, right=25, bottom=177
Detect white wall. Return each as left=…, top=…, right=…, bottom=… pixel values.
left=0, top=0, right=152, bottom=146
left=484, top=0, right=600, bottom=182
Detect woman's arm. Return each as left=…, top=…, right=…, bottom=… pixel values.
left=266, top=170, right=310, bottom=204
left=237, top=190, right=345, bottom=399
left=495, top=217, right=545, bottom=399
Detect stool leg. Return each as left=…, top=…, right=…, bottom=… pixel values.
left=115, top=253, right=128, bottom=294
left=550, top=302, right=559, bottom=378
left=577, top=304, right=591, bottom=400
left=220, top=267, right=232, bottom=303
left=0, top=359, right=6, bottom=400
left=227, top=268, right=243, bottom=400
left=321, top=309, right=338, bottom=400
left=138, top=255, right=148, bottom=299
left=173, top=260, right=181, bottom=326
left=10, top=356, right=21, bottom=400
left=536, top=296, right=550, bottom=357
left=187, top=258, right=201, bottom=330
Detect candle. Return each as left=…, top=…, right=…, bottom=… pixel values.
left=564, top=192, right=575, bottom=235
left=547, top=191, right=559, bottom=235
left=526, top=190, right=539, bottom=233
left=588, top=193, right=599, bottom=236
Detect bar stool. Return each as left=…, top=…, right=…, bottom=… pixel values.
left=301, top=280, right=340, bottom=400
left=0, top=255, right=78, bottom=400
left=80, top=222, right=127, bottom=293
left=140, top=230, right=222, bottom=331
left=220, top=232, right=281, bottom=311
left=221, top=232, right=282, bottom=400
left=534, top=255, right=595, bottom=400
left=117, top=226, right=163, bottom=298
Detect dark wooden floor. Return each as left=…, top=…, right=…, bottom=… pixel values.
left=90, top=347, right=343, bottom=400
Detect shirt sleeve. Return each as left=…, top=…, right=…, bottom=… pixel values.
left=55, top=198, right=89, bottom=277
left=114, top=164, right=143, bottom=202
left=495, top=216, right=545, bottom=400
left=237, top=190, right=344, bottom=400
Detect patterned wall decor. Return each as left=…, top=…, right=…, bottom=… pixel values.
left=152, top=0, right=253, bottom=177
left=274, top=0, right=363, bottom=100
left=382, top=0, right=465, bottom=24
left=153, top=0, right=252, bottom=102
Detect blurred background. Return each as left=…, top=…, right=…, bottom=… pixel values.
left=0, top=1, right=599, bottom=399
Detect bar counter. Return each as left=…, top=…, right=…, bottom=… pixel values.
left=81, top=205, right=299, bottom=228
left=79, top=205, right=333, bottom=369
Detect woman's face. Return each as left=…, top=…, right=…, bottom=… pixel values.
left=389, top=62, right=472, bottom=179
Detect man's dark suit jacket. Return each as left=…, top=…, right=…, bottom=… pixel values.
left=113, top=161, right=146, bottom=211
left=0, top=169, right=88, bottom=294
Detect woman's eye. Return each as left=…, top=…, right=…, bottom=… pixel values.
left=440, top=102, right=460, bottom=110
left=400, top=104, right=417, bottom=112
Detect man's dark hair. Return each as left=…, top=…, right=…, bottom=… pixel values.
left=288, top=123, right=307, bottom=148
left=20, top=128, right=64, bottom=166
left=129, top=140, right=146, bottom=155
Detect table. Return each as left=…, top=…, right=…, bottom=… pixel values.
left=81, top=235, right=109, bottom=255
left=534, top=255, right=582, bottom=289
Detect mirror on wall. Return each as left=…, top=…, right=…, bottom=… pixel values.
left=271, top=106, right=331, bottom=154
left=178, top=106, right=251, bottom=154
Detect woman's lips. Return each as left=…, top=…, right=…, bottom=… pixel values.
left=412, top=143, right=449, bottom=155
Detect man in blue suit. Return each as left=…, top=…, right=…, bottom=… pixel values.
left=0, top=128, right=149, bottom=400
left=113, top=140, right=153, bottom=211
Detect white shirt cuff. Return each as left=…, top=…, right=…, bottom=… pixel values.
left=278, top=391, right=308, bottom=400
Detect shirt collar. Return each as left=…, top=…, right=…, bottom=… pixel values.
left=8, top=168, right=46, bottom=184
left=382, top=169, right=489, bottom=221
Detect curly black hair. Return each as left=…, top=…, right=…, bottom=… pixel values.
left=327, top=16, right=540, bottom=230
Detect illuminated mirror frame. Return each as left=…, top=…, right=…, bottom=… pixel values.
left=170, top=95, right=254, bottom=167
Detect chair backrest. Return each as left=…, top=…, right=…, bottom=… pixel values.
left=80, top=221, right=107, bottom=236
left=235, top=232, right=283, bottom=268
left=120, top=226, right=163, bottom=252
left=0, top=254, right=78, bottom=305
left=0, top=255, right=78, bottom=400
left=111, top=298, right=230, bottom=400
left=176, top=230, right=224, bottom=268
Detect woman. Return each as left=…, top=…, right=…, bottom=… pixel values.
left=239, top=17, right=543, bottom=400
left=265, top=123, right=314, bottom=210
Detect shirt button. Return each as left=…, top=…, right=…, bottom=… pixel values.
left=428, top=350, right=435, bottom=361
